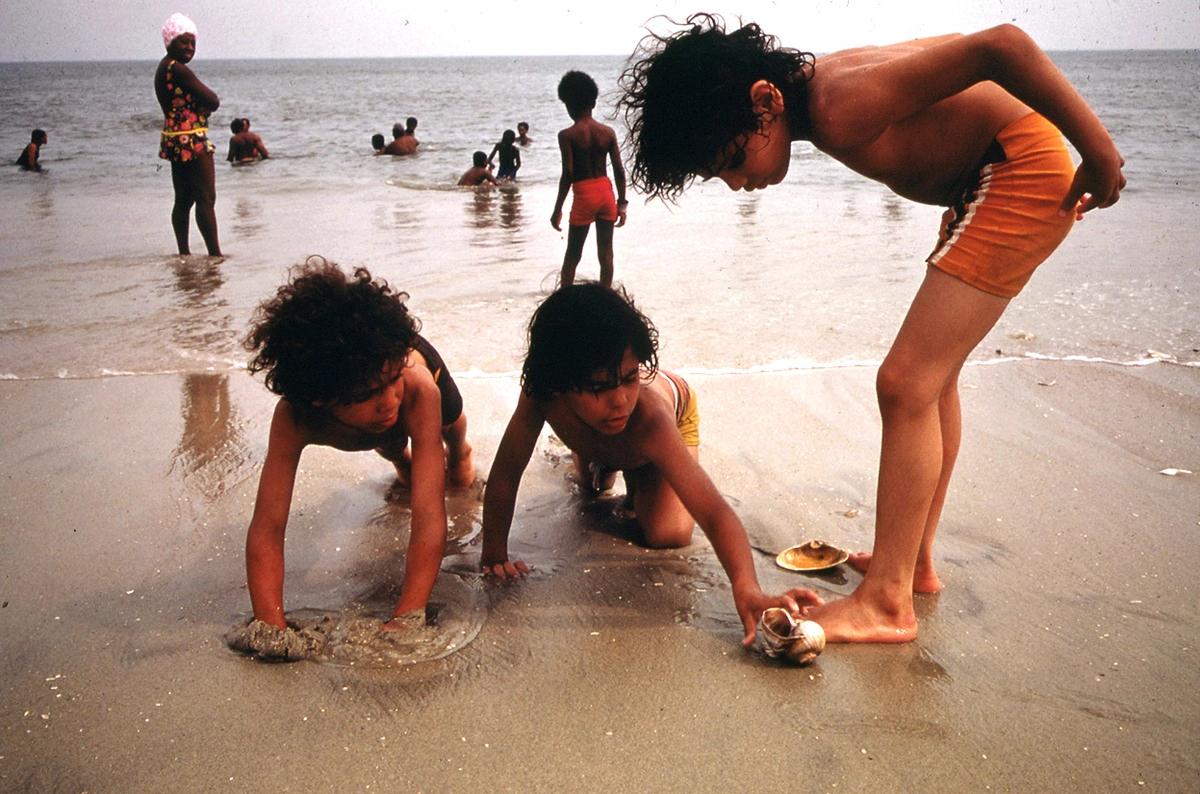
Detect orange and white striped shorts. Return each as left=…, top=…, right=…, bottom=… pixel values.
left=927, top=112, right=1076, bottom=298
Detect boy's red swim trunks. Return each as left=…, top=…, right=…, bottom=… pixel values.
left=569, top=176, right=618, bottom=226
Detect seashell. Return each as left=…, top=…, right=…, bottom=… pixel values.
left=775, top=539, right=850, bottom=572
left=757, top=607, right=826, bottom=665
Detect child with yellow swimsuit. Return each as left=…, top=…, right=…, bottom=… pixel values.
left=479, top=283, right=819, bottom=647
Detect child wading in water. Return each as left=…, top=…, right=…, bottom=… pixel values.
left=16, top=129, right=47, bottom=171
left=480, top=283, right=820, bottom=646
left=619, top=15, right=1125, bottom=643
left=240, top=258, right=475, bottom=655
left=488, top=129, right=521, bottom=181
left=551, top=71, right=628, bottom=288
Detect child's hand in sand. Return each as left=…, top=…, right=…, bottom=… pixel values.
left=734, top=586, right=824, bottom=648
left=481, top=558, right=531, bottom=580
left=382, top=608, right=427, bottom=632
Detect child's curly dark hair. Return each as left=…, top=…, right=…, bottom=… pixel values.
left=243, top=256, right=420, bottom=406
left=557, top=70, right=599, bottom=116
left=522, top=283, right=659, bottom=402
left=618, top=13, right=814, bottom=202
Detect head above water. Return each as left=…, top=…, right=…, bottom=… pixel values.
left=31, top=129, right=47, bottom=144
left=557, top=70, right=599, bottom=118
left=161, top=12, right=198, bottom=51
left=618, top=12, right=814, bottom=202
left=517, top=121, right=529, bottom=134
left=500, top=129, right=516, bottom=145
left=230, top=118, right=245, bottom=134
left=472, top=150, right=487, bottom=167
left=392, top=122, right=404, bottom=139
left=372, top=133, right=386, bottom=150
left=522, top=283, right=659, bottom=402
left=406, top=117, right=418, bottom=132
left=244, top=256, right=420, bottom=407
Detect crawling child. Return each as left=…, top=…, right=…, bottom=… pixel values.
left=239, top=257, right=475, bottom=655
left=480, top=283, right=818, bottom=646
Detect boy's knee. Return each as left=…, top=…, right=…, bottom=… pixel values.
left=876, top=360, right=943, bottom=414
left=639, top=520, right=694, bottom=549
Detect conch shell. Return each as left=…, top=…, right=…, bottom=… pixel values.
left=757, top=607, right=826, bottom=665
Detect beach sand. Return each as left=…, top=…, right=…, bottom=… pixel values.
left=2, top=356, right=1196, bottom=790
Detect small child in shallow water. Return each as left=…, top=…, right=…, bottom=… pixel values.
left=238, top=257, right=475, bottom=657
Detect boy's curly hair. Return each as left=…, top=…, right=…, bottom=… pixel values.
left=243, top=256, right=419, bottom=406
left=522, top=283, right=659, bottom=402
left=557, top=70, right=599, bottom=116
left=618, top=13, right=814, bottom=201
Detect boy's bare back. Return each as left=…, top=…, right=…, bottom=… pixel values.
left=559, top=117, right=619, bottom=182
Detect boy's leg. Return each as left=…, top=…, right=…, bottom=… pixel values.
left=807, top=268, right=1009, bottom=643
left=560, top=225, right=589, bottom=287
left=594, top=219, right=615, bottom=287
left=190, top=151, right=222, bottom=256
left=441, top=413, right=475, bottom=487
left=169, top=162, right=196, bottom=255
left=848, top=363, right=962, bottom=594
left=623, top=448, right=699, bottom=548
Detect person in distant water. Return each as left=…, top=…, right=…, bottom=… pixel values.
left=240, top=258, right=477, bottom=657
left=458, top=150, right=499, bottom=187
left=154, top=12, right=222, bottom=256
left=479, top=283, right=821, bottom=647
left=371, top=133, right=386, bottom=154
left=551, top=71, right=627, bottom=287
left=15, top=129, right=47, bottom=172
left=405, top=116, right=420, bottom=147
left=618, top=15, right=1125, bottom=643
left=382, top=122, right=417, bottom=156
left=227, top=117, right=270, bottom=163
left=516, top=121, right=532, bottom=146
left=488, top=129, right=521, bottom=181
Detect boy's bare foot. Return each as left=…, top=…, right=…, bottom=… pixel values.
left=847, top=552, right=944, bottom=594
left=803, top=592, right=918, bottom=643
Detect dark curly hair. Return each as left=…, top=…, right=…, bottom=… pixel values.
left=243, top=256, right=420, bottom=406
left=618, top=13, right=814, bottom=201
left=557, top=70, right=599, bottom=117
left=522, top=283, right=659, bottom=402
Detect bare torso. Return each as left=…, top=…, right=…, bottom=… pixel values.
left=807, top=37, right=1032, bottom=205
left=541, top=373, right=677, bottom=470
left=561, top=117, right=617, bottom=182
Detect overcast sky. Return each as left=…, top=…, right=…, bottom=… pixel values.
left=1, top=0, right=1197, bottom=61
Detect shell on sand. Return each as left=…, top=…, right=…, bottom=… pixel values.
left=775, top=539, right=850, bottom=572
left=757, top=607, right=826, bottom=665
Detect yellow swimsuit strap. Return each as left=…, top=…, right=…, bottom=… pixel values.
left=161, top=127, right=209, bottom=137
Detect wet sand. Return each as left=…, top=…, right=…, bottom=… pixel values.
left=1, top=357, right=1197, bottom=790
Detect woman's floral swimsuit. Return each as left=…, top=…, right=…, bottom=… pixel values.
left=159, top=59, right=212, bottom=163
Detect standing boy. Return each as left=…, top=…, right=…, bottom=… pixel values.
left=551, top=71, right=628, bottom=287
left=618, top=16, right=1125, bottom=643
left=240, top=258, right=475, bottom=655
left=480, top=283, right=820, bottom=646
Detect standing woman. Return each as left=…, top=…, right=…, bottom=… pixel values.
left=155, top=13, right=222, bottom=256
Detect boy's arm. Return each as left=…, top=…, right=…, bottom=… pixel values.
left=638, top=418, right=821, bottom=645
left=551, top=130, right=573, bottom=231
left=821, top=25, right=1123, bottom=214
left=386, top=378, right=447, bottom=623
left=486, top=143, right=500, bottom=165
left=253, top=134, right=269, bottom=159
left=480, top=392, right=544, bottom=579
left=170, top=61, right=219, bottom=113
left=226, top=141, right=234, bottom=162
left=245, top=402, right=305, bottom=629
left=607, top=128, right=628, bottom=227
left=28, top=144, right=41, bottom=171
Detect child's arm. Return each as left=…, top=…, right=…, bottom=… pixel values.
left=820, top=25, right=1123, bottom=214
left=479, top=393, right=543, bottom=579
left=170, top=61, right=219, bottom=113
left=607, top=129, right=628, bottom=227
left=225, top=141, right=234, bottom=162
left=245, top=402, right=306, bottom=629
left=638, top=417, right=822, bottom=645
left=384, top=378, right=447, bottom=625
left=253, top=134, right=270, bottom=159
left=486, top=142, right=500, bottom=165
left=550, top=130, right=573, bottom=231
left=27, top=144, right=41, bottom=171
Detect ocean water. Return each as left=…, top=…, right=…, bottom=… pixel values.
left=0, top=50, right=1197, bottom=381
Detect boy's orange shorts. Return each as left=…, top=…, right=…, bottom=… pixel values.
left=569, top=176, right=618, bottom=226
left=927, top=112, right=1076, bottom=298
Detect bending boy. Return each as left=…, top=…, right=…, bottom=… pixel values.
left=551, top=71, right=628, bottom=287
left=241, top=258, right=475, bottom=646
left=480, top=283, right=819, bottom=646
left=619, top=16, right=1125, bottom=643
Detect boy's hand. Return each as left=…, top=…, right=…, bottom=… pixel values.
left=1059, top=150, right=1126, bottom=219
left=733, top=585, right=824, bottom=648
left=616, top=201, right=628, bottom=228
left=481, top=558, right=530, bottom=580
left=550, top=209, right=563, bottom=231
